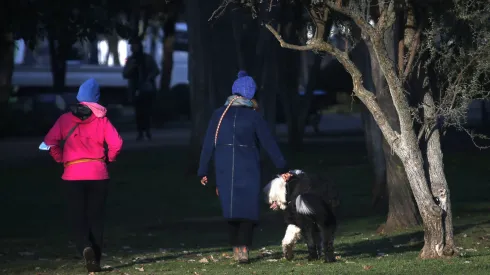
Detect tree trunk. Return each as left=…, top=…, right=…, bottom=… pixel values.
left=186, top=0, right=239, bottom=174
left=48, top=32, right=68, bottom=94
left=160, top=16, right=176, bottom=93
left=360, top=105, right=387, bottom=209
left=423, top=93, right=455, bottom=257
left=351, top=41, right=387, bottom=210
left=0, top=32, right=14, bottom=136
left=278, top=22, right=303, bottom=150
left=89, top=38, right=99, bottom=65
left=369, top=18, right=420, bottom=233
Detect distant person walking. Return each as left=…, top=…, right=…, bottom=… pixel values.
left=44, top=78, right=123, bottom=273
left=122, top=36, right=160, bottom=141
left=198, top=71, right=289, bottom=264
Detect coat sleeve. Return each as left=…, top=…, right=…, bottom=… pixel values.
left=255, top=113, right=288, bottom=172
left=104, top=118, right=123, bottom=162
left=197, top=111, right=218, bottom=177
left=44, top=117, right=63, bottom=163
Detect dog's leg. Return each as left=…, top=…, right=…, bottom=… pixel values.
left=313, top=227, right=322, bottom=258
left=304, top=222, right=319, bottom=261
left=320, top=223, right=336, bottom=263
left=281, top=224, right=301, bottom=261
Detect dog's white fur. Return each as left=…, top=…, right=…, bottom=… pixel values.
left=295, top=195, right=315, bottom=215
left=263, top=177, right=287, bottom=210
left=281, top=224, right=302, bottom=260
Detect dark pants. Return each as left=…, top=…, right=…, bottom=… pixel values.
left=227, top=219, right=256, bottom=247
left=61, top=180, right=109, bottom=262
left=134, top=93, right=154, bottom=135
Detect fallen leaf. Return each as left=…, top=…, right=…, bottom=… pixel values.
left=199, top=258, right=209, bottom=263
left=335, top=255, right=342, bottom=260
left=209, top=255, right=218, bottom=262
left=363, top=265, right=374, bottom=270
left=135, top=266, right=145, bottom=271
left=194, top=272, right=200, bottom=275
left=221, top=253, right=232, bottom=259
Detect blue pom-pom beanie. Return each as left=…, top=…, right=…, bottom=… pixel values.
left=76, top=78, right=100, bottom=103
left=232, top=70, right=256, bottom=99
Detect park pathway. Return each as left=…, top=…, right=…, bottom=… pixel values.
left=0, top=114, right=363, bottom=163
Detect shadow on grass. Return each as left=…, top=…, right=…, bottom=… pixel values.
left=337, top=219, right=490, bottom=258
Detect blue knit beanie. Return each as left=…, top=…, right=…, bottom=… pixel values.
left=232, top=70, right=256, bottom=99
left=76, top=78, right=100, bottom=103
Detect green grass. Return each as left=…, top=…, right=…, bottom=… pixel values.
left=0, top=141, right=489, bottom=274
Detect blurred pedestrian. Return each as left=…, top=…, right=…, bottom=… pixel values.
left=122, top=36, right=160, bottom=141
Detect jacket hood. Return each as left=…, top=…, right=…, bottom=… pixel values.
left=69, top=104, right=96, bottom=123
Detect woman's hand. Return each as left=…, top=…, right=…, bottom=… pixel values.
left=200, top=176, right=208, bottom=185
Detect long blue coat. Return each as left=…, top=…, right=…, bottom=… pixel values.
left=198, top=106, right=288, bottom=221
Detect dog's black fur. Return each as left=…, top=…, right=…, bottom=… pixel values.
left=283, top=171, right=339, bottom=262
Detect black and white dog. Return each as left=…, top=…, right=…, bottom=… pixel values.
left=263, top=170, right=339, bottom=262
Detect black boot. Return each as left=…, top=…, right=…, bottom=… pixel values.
left=83, top=247, right=102, bottom=272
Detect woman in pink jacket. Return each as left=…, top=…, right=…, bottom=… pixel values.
left=44, top=78, right=123, bottom=273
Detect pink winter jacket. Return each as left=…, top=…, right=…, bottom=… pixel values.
left=44, top=112, right=123, bottom=180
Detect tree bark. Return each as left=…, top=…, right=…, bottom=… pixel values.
left=422, top=92, right=455, bottom=257
left=0, top=32, right=14, bottom=136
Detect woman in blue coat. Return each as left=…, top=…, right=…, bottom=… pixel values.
left=198, top=71, right=289, bottom=263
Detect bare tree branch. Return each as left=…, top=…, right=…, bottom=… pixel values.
left=323, top=1, right=376, bottom=37
left=264, top=23, right=402, bottom=152
left=403, top=21, right=423, bottom=79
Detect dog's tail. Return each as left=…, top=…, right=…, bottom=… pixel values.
left=295, top=194, right=316, bottom=215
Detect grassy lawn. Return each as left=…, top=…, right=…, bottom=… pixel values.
left=0, top=140, right=489, bottom=274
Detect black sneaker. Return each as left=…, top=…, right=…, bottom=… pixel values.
left=83, top=247, right=102, bottom=272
